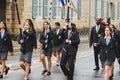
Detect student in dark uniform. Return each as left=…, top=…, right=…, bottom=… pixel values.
left=115, top=24, right=120, bottom=69
left=39, top=21, right=53, bottom=76
left=94, top=27, right=116, bottom=80
left=90, top=19, right=105, bottom=70
left=0, top=21, right=13, bottom=78
left=60, top=23, right=80, bottom=80
left=17, top=19, right=36, bottom=80
left=52, top=22, right=64, bottom=66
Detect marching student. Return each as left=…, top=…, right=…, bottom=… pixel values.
left=60, top=23, right=80, bottom=80
left=90, top=19, right=105, bottom=70
left=52, top=22, right=64, bottom=66
left=0, top=21, right=13, bottom=78
left=17, top=19, right=36, bottom=80
left=39, top=21, right=53, bottom=76
left=94, top=27, right=116, bottom=80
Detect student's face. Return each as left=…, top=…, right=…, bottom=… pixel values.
left=24, top=22, right=30, bottom=30
left=44, top=23, right=48, bottom=29
left=105, top=27, right=111, bottom=36
left=0, top=22, right=5, bottom=29
left=55, top=24, right=59, bottom=29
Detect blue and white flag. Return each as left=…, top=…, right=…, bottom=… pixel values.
left=60, top=0, right=78, bottom=13
left=60, top=0, right=68, bottom=7
left=69, top=0, right=78, bottom=13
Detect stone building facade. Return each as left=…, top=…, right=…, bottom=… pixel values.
left=0, top=0, right=120, bottom=35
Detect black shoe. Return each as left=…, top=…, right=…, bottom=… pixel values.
left=109, top=76, right=113, bottom=80
left=29, top=68, right=31, bottom=74
left=5, top=67, right=10, bottom=75
left=0, top=74, right=3, bottom=79
left=93, top=67, right=99, bottom=70
left=41, top=70, right=47, bottom=75
left=56, top=63, right=59, bottom=66
left=47, top=71, right=51, bottom=76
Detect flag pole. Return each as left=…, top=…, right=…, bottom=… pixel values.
left=48, top=0, right=53, bottom=28
left=15, top=0, right=21, bottom=25
left=66, top=0, right=70, bottom=23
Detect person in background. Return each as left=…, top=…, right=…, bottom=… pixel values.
left=115, top=23, right=120, bottom=70
left=90, top=19, right=105, bottom=70
left=52, top=22, right=64, bottom=66
left=0, top=21, right=13, bottom=78
left=39, top=21, right=53, bottom=76
left=94, top=27, right=116, bottom=80
left=60, top=23, right=80, bottom=80
left=17, top=19, right=36, bottom=80
left=107, top=18, right=111, bottom=26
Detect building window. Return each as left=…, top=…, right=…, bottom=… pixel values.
left=78, top=0, right=81, bottom=19
left=118, top=1, right=120, bottom=19
left=52, top=0, right=60, bottom=19
left=95, top=0, right=101, bottom=18
left=107, top=2, right=116, bottom=19
left=101, top=0, right=104, bottom=17
left=43, top=0, right=48, bottom=18
left=107, top=2, right=110, bottom=18
left=61, top=7, right=66, bottom=19
left=32, top=0, right=42, bottom=18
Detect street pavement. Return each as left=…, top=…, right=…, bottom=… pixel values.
left=0, top=42, right=120, bottom=80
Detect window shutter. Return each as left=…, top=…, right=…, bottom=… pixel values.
left=112, top=3, right=115, bottom=19
left=32, top=0, right=38, bottom=18
left=61, top=8, right=65, bottom=19
left=52, top=0, right=57, bottom=18
left=78, top=0, right=81, bottom=19
left=95, top=0, right=98, bottom=18
left=71, top=10, right=73, bottom=19
left=101, top=0, right=104, bottom=17
left=107, top=2, right=110, bottom=18
left=118, top=2, right=120, bottom=19
left=43, top=0, right=48, bottom=18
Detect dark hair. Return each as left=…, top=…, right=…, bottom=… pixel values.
left=55, top=22, right=60, bottom=26
left=110, top=24, right=116, bottom=33
left=71, top=23, right=77, bottom=32
left=43, top=21, right=51, bottom=34
left=25, top=19, right=35, bottom=32
left=0, top=21, right=8, bottom=32
left=103, top=26, right=112, bottom=37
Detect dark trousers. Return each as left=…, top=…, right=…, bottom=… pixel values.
left=93, top=46, right=100, bottom=68
left=60, top=52, right=76, bottom=80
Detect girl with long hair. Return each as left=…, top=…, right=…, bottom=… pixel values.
left=0, top=21, right=13, bottom=78
left=17, top=19, right=36, bottom=80
left=39, top=21, right=53, bottom=76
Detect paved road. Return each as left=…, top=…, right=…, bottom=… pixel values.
left=0, top=43, right=120, bottom=80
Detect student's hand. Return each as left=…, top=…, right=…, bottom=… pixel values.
left=20, top=39, right=24, bottom=44
left=58, top=36, right=61, bottom=39
left=10, top=52, right=14, bottom=56
left=93, top=43, right=97, bottom=47
left=45, top=40, right=48, bottom=43
left=98, top=34, right=101, bottom=37
left=65, top=39, right=71, bottom=44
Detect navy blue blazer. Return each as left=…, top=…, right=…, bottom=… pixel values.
left=17, top=30, right=36, bottom=53
left=98, top=37, right=116, bottom=62
left=39, top=31, right=53, bottom=51
left=63, top=31, right=80, bottom=56
left=0, top=31, right=13, bottom=52
left=52, top=28, right=64, bottom=46
left=90, top=25, right=105, bottom=47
